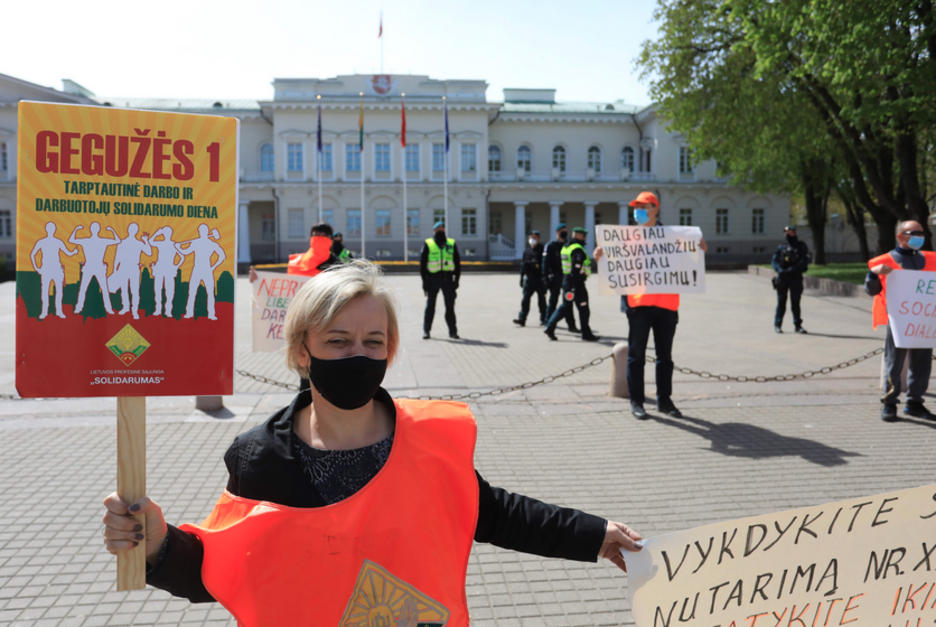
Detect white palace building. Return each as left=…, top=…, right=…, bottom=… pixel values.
left=0, top=72, right=789, bottom=267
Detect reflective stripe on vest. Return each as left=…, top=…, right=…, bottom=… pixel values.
left=287, top=236, right=333, bottom=277
left=425, top=238, right=455, bottom=273
left=180, top=399, right=479, bottom=627
left=560, top=242, right=591, bottom=276
left=868, top=251, right=936, bottom=329
left=339, top=248, right=351, bottom=262
left=627, top=293, right=680, bottom=311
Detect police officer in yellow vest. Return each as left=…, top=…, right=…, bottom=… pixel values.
left=420, top=221, right=461, bottom=340
left=331, top=232, right=353, bottom=263
left=544, top=227, right=598, bottom=342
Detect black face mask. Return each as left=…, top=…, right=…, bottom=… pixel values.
left=304, top=346, right=388, bottom=410
left=786, top=235, right=797, bottom=243
left=558, top=231, right=568, bottom=241
left=434, top=231, right=447, bottom=245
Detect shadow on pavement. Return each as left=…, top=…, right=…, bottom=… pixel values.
left=439, top=338, right=509, bottom=348
left=649, top=413, right=862, bottom=467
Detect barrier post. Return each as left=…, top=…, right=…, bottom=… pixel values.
left=610, top=343, right=629, bottom=398
left=196, top=396, right=225, bottom=412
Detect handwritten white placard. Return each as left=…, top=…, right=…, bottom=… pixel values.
left=626, top=483, right=936, bottom=626
left=594, top=225, right=706, bottom=296
left=251, top=271, right=311, bottom=352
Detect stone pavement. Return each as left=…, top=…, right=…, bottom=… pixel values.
left=2, top=271, right=936, bottom=626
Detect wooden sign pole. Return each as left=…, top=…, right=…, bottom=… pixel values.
left=117, top=396, right=146, bottom=590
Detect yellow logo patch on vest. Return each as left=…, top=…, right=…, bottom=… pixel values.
left=339, top=560, right=450, bottom=627
left=105, top=324, right=151, bottom=366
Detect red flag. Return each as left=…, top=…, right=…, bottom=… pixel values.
left=379, top=13, right=383, bottom=38
left=400, top=95, right=406, bottom=147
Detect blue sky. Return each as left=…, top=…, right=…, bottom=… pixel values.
left=6, top=0, right=659, bottom=105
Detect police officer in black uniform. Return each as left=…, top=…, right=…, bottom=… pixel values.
left=513, top=230, right=547, bottom=327
left=544, top=227, right=598, bottom=342
left=543, top=223, right=578, bottom=333
left=771, top=225, right=810, bottom=334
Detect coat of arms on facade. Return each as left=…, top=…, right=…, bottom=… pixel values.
left=339, top=560, right=449, bottom=627
left=370, top=75, right=395, bottom=95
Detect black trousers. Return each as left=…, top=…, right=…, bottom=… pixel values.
left=775, top=274, right=803, bottom=327
left=626, top=306, right=678, bottom=406
left=518, top=275, right=547, bottom=324
left=546, top=274, right=576, bottom=329
left=424, top=274, right=457, bottom=334
left=545, top=277, right=591, bottom=336
left=882, top=324, right=933, bottom=405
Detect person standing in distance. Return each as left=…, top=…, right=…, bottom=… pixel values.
left=543, top=223, right=578, bottom=333
left=332, top=232, right=354, bottom=263
left=420, top=221, right=460, bottom=340
left=594, top=191, right=707, bottom=419
left=771, top=226, right=809, bottom=334
left=513, top=230, right=547, bottom=327
left=544, top=227, right=599, bottom=342
left=866, top=220, right=936, bottom=422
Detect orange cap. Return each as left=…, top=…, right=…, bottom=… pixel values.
left=628, top=191, right=659, bottom=208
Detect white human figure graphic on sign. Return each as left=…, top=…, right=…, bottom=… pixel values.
left=29, top=222, right=78, bottom=319
left=179, top=224, right=226, bottom=320
left=69, top=222, right=119, bottom=315
left=108, top=223, right=152, bottom=319
left=150, top=226, right=185, bottom=317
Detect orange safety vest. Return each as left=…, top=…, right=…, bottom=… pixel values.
left=180, top=399, right=479, bottom=627
left=627, top=293, right=680, bottom=311
left=869, top=251, right=936, bottom=329
left=287, top=235, right=333, bottom=276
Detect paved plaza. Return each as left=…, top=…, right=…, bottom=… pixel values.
left=2, top=270, right=936, bottom=626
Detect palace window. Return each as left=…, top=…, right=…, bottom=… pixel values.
left=375, top=143, right=391, bottom=172
left=346, top=144, right=361, bottom=172
left=260, top=144, right=274, bottom=172
left=261, top=212, right=275, bottom=241
left=432, top=143, right=446, bottom=172
left=376, top=209, right=391, bottom=237
left=716, top=208, right=729, bottom=234
left=621, top=147, right=634, bottom=173
left=552, top=146, right=566, bottom=172
left=320, top=144, right=333, bottom=172
left=288, top=209, right=304, bottom=238
left=405, top=144, right=419, bottom=172
left=517, top=145, right=531, bottom=172
left=0, top=211, right=11, bottom=238
left=287, top=143, right=303, bottom=172
left=460, top=144, right=477, bottom=172
left=462, top=209, right=477, bottom=236
left=347, top=210, right=362, bottom=237
left=407, top=209, right=420, bottom=236
left=488, top=145, right=501, bottom=172
left=679, top=209, right=693, bottom=226
left=679, top=146, right=694, bottom=174
left=587, top=146, right=602, bottom=173
left=752, top=208, right=765, bottom=234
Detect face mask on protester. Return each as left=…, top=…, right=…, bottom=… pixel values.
left=304, top=346, right=388, bottom=410
left=908, top=235, right=925, bottom=250
left=434, top=231, right=447, bottom=246
left=634, top=209, right=650, bottom=225
left=528, top=238, right=537, bottom=248
left=558, top=230, right=568, bottom=241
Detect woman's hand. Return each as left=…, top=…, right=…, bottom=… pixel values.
left=599, top=520, right=643, bottom=572
left=871, top=264, right=892, bottom=276
left=699, top=237, right=708, bottom=253
left=592, top=246, right=605, bottom=260
left=102, top=493, right=168, bottom=564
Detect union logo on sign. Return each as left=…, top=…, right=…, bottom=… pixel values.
left=105, top=324, right=151, bottom=367
left=371, top=75, right=393, bottom=95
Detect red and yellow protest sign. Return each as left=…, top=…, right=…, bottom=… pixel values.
left=16, top=102, right=239, bottom=397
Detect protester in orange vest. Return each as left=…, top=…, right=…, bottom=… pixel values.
left=102, top=261, right=643, bottom=626
left=594, top=191, right=707, bottom=420
left=865, top=220, right=936, bottom=422
left=287, top=222, right=339, bottom=276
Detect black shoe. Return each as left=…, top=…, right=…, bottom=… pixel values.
left=881, top=404, right=898, bottom=422
left=795, top=326, right=808, bottom=334
left=581, top=334, right=600, bottom=342
left=544, top=329, right=557, bottom=341
left=568, top=326, right=579, bottom=333
left=904, top=402, right=936, bottom=420
left=512, top=319, right=525, bottom=327
left=423, top=331, right=430, bottom=340
left=774, top=326, right=783, bottom=333
left=449, top=332, right=460, bottom=340
left=630, top=402, right=648, bottom=419
left=658, top=402, right=683, bottom=418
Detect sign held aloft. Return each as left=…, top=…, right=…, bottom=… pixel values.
left=594, top=225, right=705, bottom=296
left=885, top=270, right=936, bottom=348
left=626, top=483, right=936, bottom=626
left=252, top=270, right=311, bottom=352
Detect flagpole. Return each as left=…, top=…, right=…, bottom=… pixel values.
left=360, top=92, right=366, bottom=259
left=380, top=11, right=384, bottom=73
left=317, top=95, right=323, bottom=224
left=402, top=93, right=408, bottom=263
left=443, top=96, right=449, bottom=234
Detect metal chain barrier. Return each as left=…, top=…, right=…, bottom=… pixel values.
left=0, top=347, right=901, bottom=402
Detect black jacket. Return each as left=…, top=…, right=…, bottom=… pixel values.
left=543, top=239, right=565, bottom=281
left=521, top=243, right=545, bottom=280
left=771, top=239, right=809, bottom=276
left=146, top=389, right=607, bottom=603
left=419, top=237, right=461, bottom=284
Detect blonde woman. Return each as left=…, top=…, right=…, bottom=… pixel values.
left=103, top=261, right=642, bottom=626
